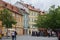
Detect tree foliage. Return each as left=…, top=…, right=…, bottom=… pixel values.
left=0, top=8, right=17, bottom=28
left=35, top=5, right=60, bottom=29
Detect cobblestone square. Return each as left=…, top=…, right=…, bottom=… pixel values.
left=2, top=35, right=58, bottom=40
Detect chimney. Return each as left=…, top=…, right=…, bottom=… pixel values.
left=33, top=6, right=34, bottom=8
left=20, top=0, right=24, bottom=3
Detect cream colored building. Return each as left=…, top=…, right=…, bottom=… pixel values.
left=14, top=1, right=45, bottom=35
left=14, top=1, right=43, bottom=35
left=26, top=6, right=40, bottom=35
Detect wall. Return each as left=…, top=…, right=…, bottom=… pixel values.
left=0, top=6, right=24, bottom=35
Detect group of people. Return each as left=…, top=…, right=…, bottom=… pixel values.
left=11, top=31, right=17, bottom=40
left=32, top=29, right=56, bottom=37
left=0, top=30, right=17, bottom=40
left=47, top=29, right=56, bottom=37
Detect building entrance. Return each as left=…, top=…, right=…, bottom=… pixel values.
left=23, top=28, right=28, bottom=35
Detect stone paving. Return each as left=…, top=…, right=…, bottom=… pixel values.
left=2, top=35, right=58, bottom=40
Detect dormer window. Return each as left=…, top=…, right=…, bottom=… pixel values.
left=21, top=9, right=25, bottom=11
left=5, top=4, right=7, bottom=6
left=12, top=6, right=13, bottom=9
left=20, top=8, right=23, bottom=10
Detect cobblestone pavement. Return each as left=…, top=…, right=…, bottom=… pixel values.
left=2, top=35, right=58, bottom=40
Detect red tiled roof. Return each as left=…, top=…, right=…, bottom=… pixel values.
left=16, top=2, right=42, bottom=13
left=18, top=2, right=45, bottom=15
left=20, top=2, right=41, bottom=13
left=28, top=6, right=41, bottom=12
left=0, top=0, right=22, bottom=16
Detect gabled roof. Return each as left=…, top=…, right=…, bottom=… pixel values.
left=19, top=2, right=45, bottom=14
left=16, top=2, right=41, bottom=13
left=0, top=0, right=22, bottom=16
left=19, top=8, right=29, bottom=15
left=14, top=1, right=29, bottom=13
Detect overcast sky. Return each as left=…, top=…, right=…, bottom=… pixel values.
left=3, top=0, right=60, bottom=11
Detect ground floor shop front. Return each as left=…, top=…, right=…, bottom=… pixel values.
left=1, top=27, right=54, bottom=36
left=2, top=28, right=38, bottom=36
left=2, top=27, right=24, bottom=36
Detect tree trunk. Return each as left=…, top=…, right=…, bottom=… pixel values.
left=6, top=28, right=8, bottom=38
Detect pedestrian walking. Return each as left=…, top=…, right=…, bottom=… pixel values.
left=58, top=32, right=60, bottom=40
left=0, top=30, right=2, bottom=40
left=14, top=31, right=17, bottom=40
left=47, top=29, right=52, bottom=37
left=11, top=31, right=17, bottom=40
left=52, top=31, right=56, bottom=37
left=11, top=31, right=15, bottom=40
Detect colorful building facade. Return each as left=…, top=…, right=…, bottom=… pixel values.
left=14, top=1, right=42, bottom=35
left=0, top=0, right=24, bottom=35
left=14, top=2, right=29, bottom=35
left=27, top=6, right=40, bottom=35
left=19, top=8, right=29, bottom=35
left=14, top=1, right=45, bottom=35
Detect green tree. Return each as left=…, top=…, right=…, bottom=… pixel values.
left=0, top=8, right=17, bottom=36
left=35, top=5, right=60, bottom=30
left=35, top=13, right=48, bottom=28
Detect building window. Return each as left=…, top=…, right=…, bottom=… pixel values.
left=33, top=12, right=36, bottom=16
left=16, top=14, right=19, bottom=18
left=32, top=12, right=34, bottom=16
left=36, top=13, right=38, bottom=16
left=12, top=6, right=13, bottom=9
left=30, top=18, right=33, bottom=22
left=12, top=13, right=15, bottom=16
left=32, top=12, right=38, bottom=16
left=32, top=18, right=36, bottom=22
left=30, top=18, right=35, bottom=22
left=34, top=13, right=37, bottom=16
left=30, top=12, right=33, bottom=16
left=5, top=4, right=7, bottom=6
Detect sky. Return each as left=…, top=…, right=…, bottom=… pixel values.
left=3, top=0, right=60, bottom=11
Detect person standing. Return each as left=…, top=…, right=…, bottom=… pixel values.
left=0, top=30, right=2, bottom=40
left=47, top=29, right=52, bottom=37
left=58, top=32, right=60, bottom=40
left=12, top=31, right=15, bottom=40
left=14, top=31, right=17, bottom=40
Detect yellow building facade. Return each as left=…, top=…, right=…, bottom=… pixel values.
left=27, top=7, right=40, bottom=35
left=28, top=9, right=45, bottom=35
left=0, top=0, right=24, bottom=36
left=12, top=12, right=23, bottom=35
